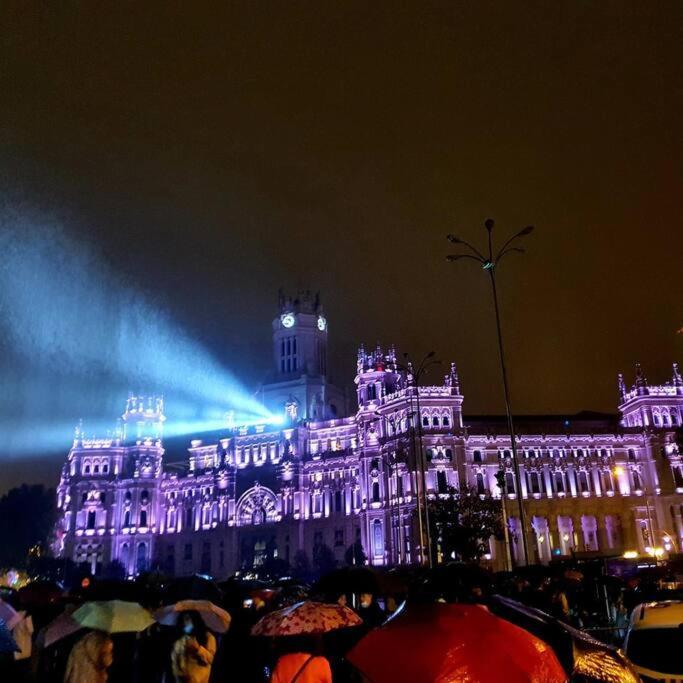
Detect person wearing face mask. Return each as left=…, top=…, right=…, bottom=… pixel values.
left=356, top=592, right=386, bottom=630
left=170, top=611, right=216, bottom=683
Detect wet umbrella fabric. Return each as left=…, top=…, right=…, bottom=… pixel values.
left=347, top=602, right=567, bottom=683
left=72, top=600, right=155, bottom=634
left=154, top=599, right=231, bottom=633
left=0, top=618, right=19, bottom=654
left=37, top=606, right=82, bottom=648
left=251, top=601, right=362, bottom=636
left=0, top=599, right=20, bottom=630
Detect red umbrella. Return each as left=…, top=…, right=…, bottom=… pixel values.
left=251, top=601, right=362, bottom=636
left=347, top=603, right=567, bottom=683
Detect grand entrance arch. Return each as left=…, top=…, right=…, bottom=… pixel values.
left=236, top=484, right=281, bottom=569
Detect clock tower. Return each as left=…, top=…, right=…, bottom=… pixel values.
left=260, top=290, right=344, bottom=421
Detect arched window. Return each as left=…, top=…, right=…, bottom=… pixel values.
left=94, top=464, right=100, bottom=474
left=553, top=472, right=565, bottom=493
left=628, top=449, right=636, bottom=461
left=473, top=450, right=482, bottom=463
left=653, top=413, right=661, bottom=426
left=432, top=416, right=439, bottom=426
left=100, top=492, right=105, bottom=506
left=445, top=448, right=453, bottom=461
left=422, top=415, right=429, bottom=427
left=367, top=384, right=376, bottom=400
left=123, top=509, right=131, bottom=527
left=103, top=463, right=109, bottom=474
left=372, top=481, right=380, bottom=503
left=437, top=470, right=448, bottom=494
left=334, top=490, right=343, bottom=513
left=528, top=471, right=540, bottom=495
left=136, top=543, right=147, bottom=573
left=442, top=415, right=450, bottom=427
left=186, top=507, right=193, bottom=529
left=139, top=509, right=147, bottom=527
left=632, top=470, right=643, bottom=490
left=578, top=471, right=590, bottom=493
left=476, top=472, right=486, bottom=495
left=120, top=543, right=129, bottom=571
left=505, top=472, right=515, bottom=493
left=84, top=463, right=91, bottom=474
left=373, top=519, right=383, bottom=556
left=602, top=470, right=614, bottom=492
left=87, top=510, right=96, bottom=529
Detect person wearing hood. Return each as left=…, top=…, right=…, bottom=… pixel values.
left=64, top=630, right=114, bottom=683
left=170, top=611, right=216, bottom=683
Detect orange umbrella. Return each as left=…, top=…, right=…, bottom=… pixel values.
left=347, top=603, right=567, bottom=683
left=251, top=601, right=362, bottom=636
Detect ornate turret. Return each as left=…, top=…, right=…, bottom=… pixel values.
left=445, top=362, right=461, bottom=394
left=355, top=342, right=402, bottom=408
left=617, top=373, right=626, bottom=402
left=673, top=363, right=683, bottom=394
left=634, top=363, right=649, bottom=396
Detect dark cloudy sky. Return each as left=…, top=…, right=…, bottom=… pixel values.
left=1, top=2, right=682, bottom=491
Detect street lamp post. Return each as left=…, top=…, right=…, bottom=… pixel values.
left=446, top=218, right=533, bottom=566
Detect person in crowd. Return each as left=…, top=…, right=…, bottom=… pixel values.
left=170, top=611, right=216, bottom=683
left=271, top=636, right=332, bottom=683
left=64, top=630, right=114, bottom=683
left=10, top=609, right=33, bottom=682
left=550, top=584, right=570, bottom=622
left=356, top=592, right=386, bottom=630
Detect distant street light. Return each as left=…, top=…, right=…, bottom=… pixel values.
left=446, top=218, right=533, bottom=566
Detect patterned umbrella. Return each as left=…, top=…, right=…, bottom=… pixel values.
left=251, top=601, right=362, bottom=636
left=72, top=600, right=155, bottom=634
left=348, top=602, right=567, bottom=683
left=0, top=618, right=19, bottom=654
left=154, top=600, right=231, bottom=634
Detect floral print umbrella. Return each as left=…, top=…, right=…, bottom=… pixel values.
left=251, top=601, right=362, bottom=636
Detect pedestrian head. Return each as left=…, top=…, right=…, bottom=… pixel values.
left=359, top=592, right=373, bottom=608
left=179, top=610, right=208, bottom=646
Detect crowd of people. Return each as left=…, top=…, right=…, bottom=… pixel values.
left=0, top=559, right=680, bottom=682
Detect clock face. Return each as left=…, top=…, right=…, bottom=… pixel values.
left=281, top=313, right=295, bottom=328
left=317, top=316, right=327, bottom=331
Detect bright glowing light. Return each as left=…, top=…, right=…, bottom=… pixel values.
left=623, top=550, right=638, bottom=559
left=281, top=313, right=295, bottom=328
left=0, top=212, right=270, bottom=455
left=613, top=466, right=625, bottom=476
left=317, top=316, right=326, bottom=331
left=268, top=414, right=286, bottom=426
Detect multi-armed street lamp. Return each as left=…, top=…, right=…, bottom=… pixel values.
left=446, top=219, right=534, bottom=566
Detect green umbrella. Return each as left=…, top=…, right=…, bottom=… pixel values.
left=72, top=600, right=155, bottom=634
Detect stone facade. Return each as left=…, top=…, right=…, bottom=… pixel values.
left=55, top=294, right=683, bottom=577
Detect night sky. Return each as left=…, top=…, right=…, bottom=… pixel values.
left=1, top=3, right=682, bottom=492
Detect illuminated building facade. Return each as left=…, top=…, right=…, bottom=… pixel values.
left=55, top=293, right=683, bottom=576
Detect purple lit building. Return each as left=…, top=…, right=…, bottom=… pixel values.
left=55, top=292, right=683, bottom=576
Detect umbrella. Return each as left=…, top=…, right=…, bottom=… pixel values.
left=72, top=600, right=155, bottom=634
left=154, top=600, right=231, bottom=634
left=251, top=601, right=362, bottom=637
left=0, top=599, right=20, bottom=630
left=0, top=618, right=19, bottom=654
left=37, top=606, right=82, bottom=648
left=347, top=602, right=567, bottom=683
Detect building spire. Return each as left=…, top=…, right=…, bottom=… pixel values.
left=634, top=363, right=649, bottom=395
left=617, top=373, right=626, bottom=401
left=673, top=362, right=683, bottom=393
